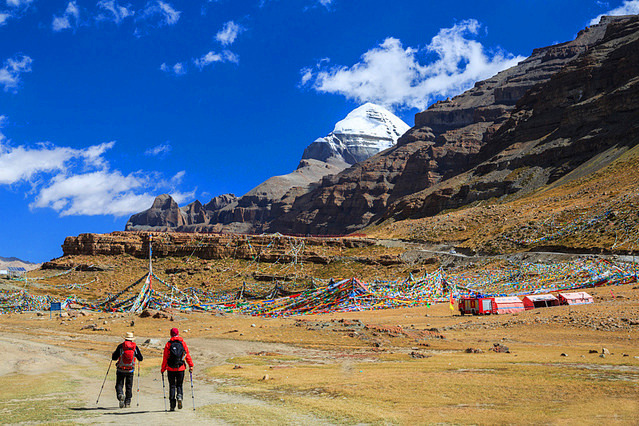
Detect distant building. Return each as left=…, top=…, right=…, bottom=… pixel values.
left=522, top=294, right=560, bottom=310
left=7, top=266, right=26, bottom=279
left=558, top=292, right=594, bottom=305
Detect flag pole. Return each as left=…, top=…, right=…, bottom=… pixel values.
left=149, top=234, right=153, bottom=276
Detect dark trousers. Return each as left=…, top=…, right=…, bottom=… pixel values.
left=167, top=370, right=185, bottom=404
left=115, top=371, right=134, bottom=404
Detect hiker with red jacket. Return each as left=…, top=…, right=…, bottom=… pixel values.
left=161, top=327, right=194, bottom=411
left=111, top=332, right=143, bottom=408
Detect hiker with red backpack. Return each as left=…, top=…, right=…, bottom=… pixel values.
left=160, top=327, right=194, bottom=411
left=111, top=331, right=144, bottom=408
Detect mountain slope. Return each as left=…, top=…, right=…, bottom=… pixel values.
left=0, top=256, right=39, bottom=271
left=126, top=16, right=639, bottom=243
left=126, top=103, right=409, bottom=232
left=383, top=15, right=639, bottom=221
left=268, top=16, right=636, bottom=235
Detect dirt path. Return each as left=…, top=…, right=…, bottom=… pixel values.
left=1, top=334, right=336, bottom=425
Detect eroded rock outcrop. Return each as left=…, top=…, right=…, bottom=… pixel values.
left=58, top=232, right=375, bottom=264
left=383, top=16, right=639, bottom=221
left=126, top=103, right=409, bottom=233
left=269, top=19, right=617, bottom=234
left=126, top=17, right=639, bottom=237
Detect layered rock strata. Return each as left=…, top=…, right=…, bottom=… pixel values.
left=126, top=104, right=409, bottom=233
left=58, top=232, right=375, bottom=264
left=383, top=16, right=639, bottom=220
left=269, top=18, right=629, bottom=234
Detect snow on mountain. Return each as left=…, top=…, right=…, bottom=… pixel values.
left=301, top=103, right=410, bottom=165
left=333, top=102, right=411, bottom=140
left=127, top=103, right=411, bottom=233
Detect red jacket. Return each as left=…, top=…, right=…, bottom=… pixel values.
left=161, top=336, right=194, bottom=373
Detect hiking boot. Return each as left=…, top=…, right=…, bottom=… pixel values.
left=118, top=394, right=124, bottom=408
left=170, top=399, right=176, bottom=411
left=177, top=399, right=182, bottom=409
left=124, top=402, right=130, bottom=408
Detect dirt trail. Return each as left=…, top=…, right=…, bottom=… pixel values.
left=2, top=333, right=336, bottom=425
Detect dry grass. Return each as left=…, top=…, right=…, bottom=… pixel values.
left=0, top=285, right=637, bottom=424
left=0, top=374, right=84, bottom=423
left=201, top=402, right=332, bottom=425
left=367, top=144, right=639, bottom=255
left=208, top=346, right=639, bottom=425
left=198, top=287, right=639, bottom=425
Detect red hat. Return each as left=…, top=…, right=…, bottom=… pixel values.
left=170, top=327, right=179, bottom=337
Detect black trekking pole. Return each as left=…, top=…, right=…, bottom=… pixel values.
left=161, top=372, right=167, bottom=412
left=136, top=362, right=140, bottom=407
left=96, top=360, right=113, bottom=404
left=189, top=370, right=195, bottom=411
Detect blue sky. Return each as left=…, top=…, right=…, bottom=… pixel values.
left=1, top=0, right=638, bottom=262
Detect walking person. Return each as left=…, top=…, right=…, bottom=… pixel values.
left=111, top=332, right=143, bottom=408
left=161, top=328, right=194, bottom=411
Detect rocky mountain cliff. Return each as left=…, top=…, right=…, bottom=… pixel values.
left=126, top=104, right=409, bottom=232
left=127, top=16, right=639, bottom=237
left=382, top=15, right=639, bottom=222
left=269, top=16, right=639, bottom=234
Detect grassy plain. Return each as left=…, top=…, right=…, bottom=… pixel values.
left=1, top=283, right=637, bottom=424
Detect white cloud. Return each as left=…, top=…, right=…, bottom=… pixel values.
left=0, top=115, right=7, bottom=143
left=31, top=169, right=196, bottom=217
left=0, top=13, right=9, bottom=26
left=0, top=119, right=194, bottom=217
left=97, top=0, right=134, bottom=24
left=32, top=170, right=154, bottom=216
left=590, top=0, right=639, bottom=25
left=215, top=21, right=244, bottom=46
left=301, top=20, right=524, bottom=111
left=194, top=50, right=239, bottom=68
left=162, top=49, right=238, bottom=75
left=52, top=1, right=80, bottom=32
left=0, top=54, right=32, bottom=93
left=6, top=0, right=33, bottom=7
left=171, top=170, right=185, bottom=183
left=300, top=68, right=313, bottom=85
left=145, top=142, right=172, bottom=156
left=160, top=62, right=186, bottom=75
left=317, top=0, right=333, bottom=7
left=139, top=0, right=180, bottom=27
left=0, top=140, right=113, bottom=185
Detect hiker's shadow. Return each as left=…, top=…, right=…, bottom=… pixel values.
left=70, top=407, right=162, bottom=414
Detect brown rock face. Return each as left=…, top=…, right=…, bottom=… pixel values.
left=60, top=232, right=375, bottom=263
left=125, top=193, right=240, bottom=232
left=125, top=194, right=186, bottom=230
left=269, top=19, right=618, bottom=234
left=125, top=17, right=639, bottom=237
left=384, top=16, right=639, bottom=221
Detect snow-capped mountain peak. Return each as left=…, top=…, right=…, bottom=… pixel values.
left=332, top=102, right=410, bottom=139
left=302, top=103, right=410, bottom=165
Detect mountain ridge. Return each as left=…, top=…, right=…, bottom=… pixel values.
left=125, top=16, right=639, bottom=242
left=126, top=103, right=409, bottom=233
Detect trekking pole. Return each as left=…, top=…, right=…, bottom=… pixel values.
left=96, top=360, right=113, bottom=404
left=161, top=372, right=167, bottom=412
left=189, top=370, right=195, bottom=411
left=136, top=362, right=140, bottom=407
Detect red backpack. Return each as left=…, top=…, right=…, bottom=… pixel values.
left=117, top=341, right=136, bottom=371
